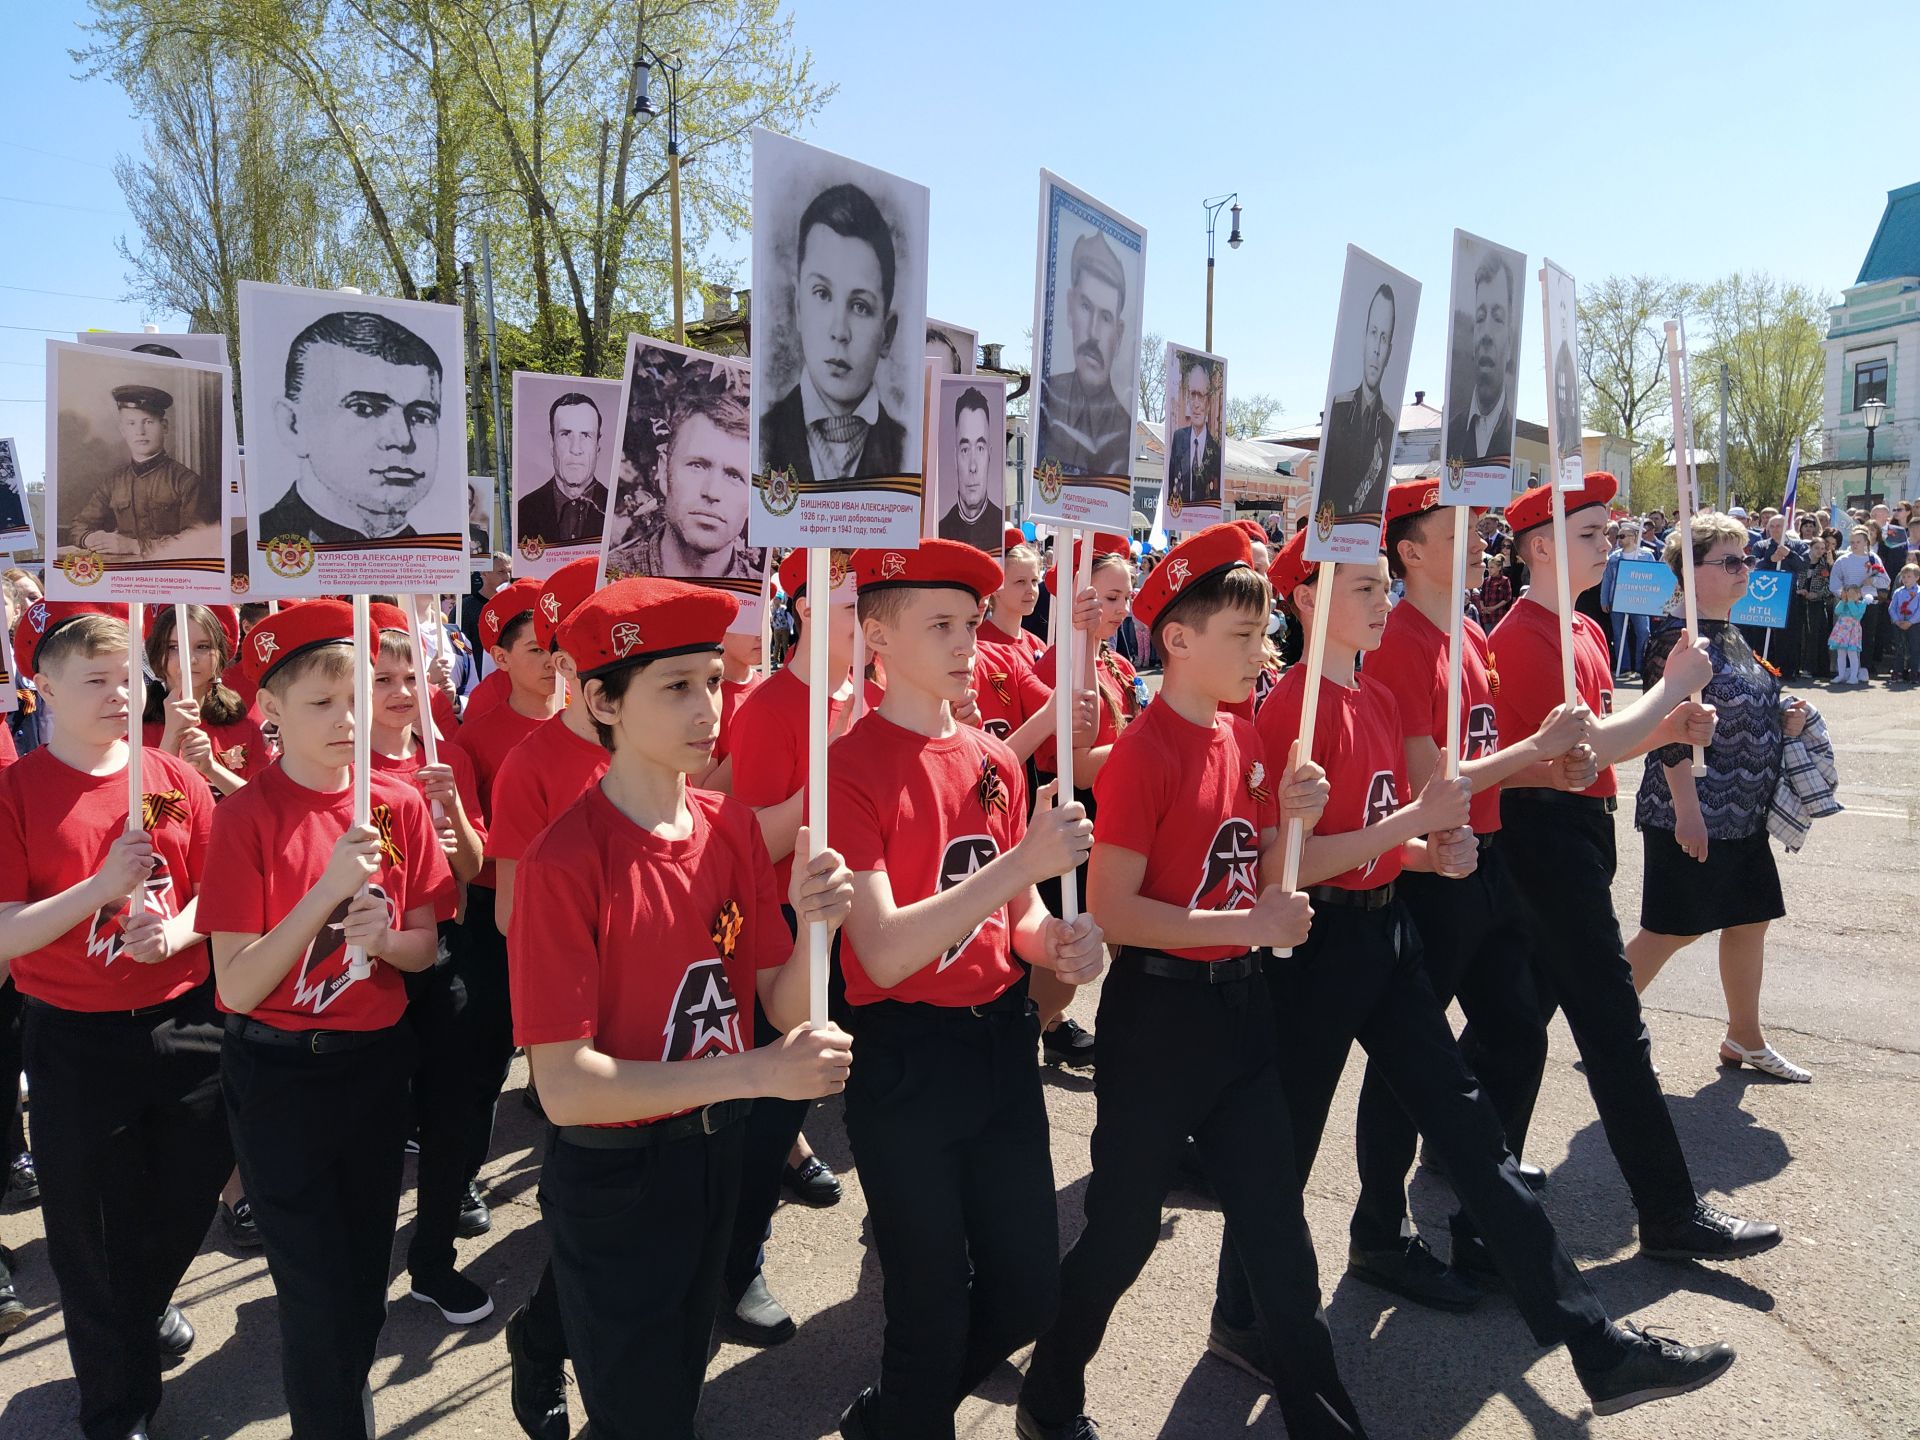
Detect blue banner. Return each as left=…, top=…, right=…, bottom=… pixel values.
left=1607, top=560, right=1789, bottom=629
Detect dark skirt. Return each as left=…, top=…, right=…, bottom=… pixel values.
left=1639, top=825, right=1785, bottom=936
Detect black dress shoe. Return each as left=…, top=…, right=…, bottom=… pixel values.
left=1639, top=1201, right=1781, bottom=1261
left=718, top=1273, right=795, bottom=1347
left=504, top=1304, right=569, bottom=1440
left=1041, top=1017, right=1096, bottom=1067
left=156, top=1304, right=194, bottom=1357
left=837, top=1384, right=879, bottom=1440
left=1015, top=1403, right=1102, bottom=1440
left=0, top=1268, right=26, bottom=1343
left=1346, top=1234, right=1482, bottom=1312
left=220, top=1198, right=263, bottom=1250
left=1204, top=1315, right=1273, bottom=1385
left=456, top=1180, right=491, bottom=1238
left=1574, top=1322, right=1736, bottom=1415
left=782, top=1155, right=843, bottom=1208
left=1517, top=1160, right=1547, bottom=1191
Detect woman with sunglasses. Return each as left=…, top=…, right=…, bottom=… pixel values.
left=1625, top=511, right=1813, bottom=1082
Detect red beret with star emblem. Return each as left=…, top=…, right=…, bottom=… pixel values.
left=1132, top=523, right=1254, bottom=629
left=1385, top=477, right=1491, bottom=528
left=533, top=555, right=601, bottom=650
left=141, top=603, right=240, bottom=657
left=12, top=599, right=130, bottom=678
left=556, top=576, right=740, bottom=680
left=777, top=548, right=855, bottom=602
left=477, top=577, right=543, bottom=651
left=234, top=598, right=354, bottom=691
left=1504, top=472, right=1619, bottom=538
left=1042, top=531, right=1130, bottom=595
left=852, top=539, right=1002, bottom=602
left=1266, top=527, right=1318, bottom=607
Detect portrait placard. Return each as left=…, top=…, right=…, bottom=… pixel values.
left=0, top=437, right=35, bottom=552
left=925, top=318, right=978, bottom=377
left=237, top=280, right=469, bottom=596
left=44, top=341, right=233, bottom=603
left=77, top=331, right=229, bottom=368
left=929, top=374, right=1006, bottom=554
left=602, top=334, right=766, bottom=632
left=1439, top=230, right=1527, bottom=507
left=1305, top=246, right=1422, bottom=563
left=1162, top=342, right=1226, bottom=531
left=1540, top=259, right=1584, bottom=490
left=1028, top=170, right=1146, bottom=532
left=509, top=371, right=623, bottom=579
left=749, top=128, right=930, bottom=549
left=468, top=476, right=494, bottom=572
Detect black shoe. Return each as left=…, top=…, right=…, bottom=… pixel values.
left=408, top=1267, right=495, bottom=1325
left=456, top=1180, right=491, bottom=1238
left=1639, top=1201, right=1782, bottom=1262
left=156, top=1304, right=194, bottom=1357
left=220, top=1198, right=263, bottom=1250
left=1517, top=1160, right=1547, bottom=1191
left=1575, top=1321, right=1736, bottom=1415
left=6, top=1154, right=38, bottom=1207
left=1346, top=1234, right=1482, bottom=1312
left=504, top=1304, right=569, bottom=1440
left=1204, top=1315, right=1273, bottom=1386
left=837, top=1385, right=879, bottom=1440
left=1449, top=1231, right=1504, bottom=1292
left=1041, top=1017, right=1096, bottom=1067
left=0, top=1252, right=25, bottom=1343
left=1173, top=1136, right=1214, bottom=1200
left=782, top=1155, right=844, bottom=1208
left=1015, top=1403, right=1102, bottom=1440
left=718, top=1273, right=795, bottom=1347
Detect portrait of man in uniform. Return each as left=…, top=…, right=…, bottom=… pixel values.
left=607, top=379, right=762, bottom=583
left=1444, top=244, right=1521, bottom=467
left=1166, top=353, right=1223, bottom=509
left=935, top=380, right=1003, bottom=552
left=1036, top=231, right=1133, bottom=479
left=66, top=385, right=212, bottom=556
left=1317, top=282, right=1399, bottom=521
left=515, top=391, right=608, bottom=546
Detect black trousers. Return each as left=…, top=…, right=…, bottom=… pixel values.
left=542, top=1121, right=746, bottom=1440
left=1216, top=902, right=1607, bottom=1354
left=1350, top=844, right=1548, bottom=1250
left=1024, top=961, right=1356, bottom=1440
left=23, top=985, right=230, bottom=1440
left=846, top=994, right=1059, bottom=1440
left=224, top=1022, right=416, bottom=1440
left=1499, top=793, right=1698, bottom=1224
left=0, top=976, right=26, bottom=1163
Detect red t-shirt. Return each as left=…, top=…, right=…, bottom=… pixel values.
left=1093, top=698, right=1276, bottom=961
left=464, top=668, right=510, bottom=723
left=451, top=700, right=547, bottom=887
left=368, top=739, right=488, bottom=853
left=982, top=616, right=1045, bottom=666
left=829, top=713, right=1028, bottom=1006
left=971, top=637, right=1050, bottom=745
left=487, top=713, right=610, bottom=864
left=729, top=664, right=855, bottom=894
left=715, top=675, right=761, bottom=763
left=429, top=687, right=461, bottom=745
left=1031, top=644, right=1137, bottom=777
left=0, top=747, right=214, bottom=1011
left=142, top=712, right=275, bottom=784
left=509, top=785, right=789, bottom=1124
left=1369, top=604, right=1502, bottom=834
left=1259, top=666, right=1408, bottom=891
left=0, top=725, right=16, bottom=770
left=1488, top=597, right=1616, bottom=800
left=1222, top=666, right=1281, bottom=724
left=197, top=763, right=456, bottom=1031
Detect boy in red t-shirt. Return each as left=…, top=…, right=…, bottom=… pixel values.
left=831, top=541, right=1103, bottom=1440
left=198, top=601, right=455, bottom=1437
left=509, top=576, right=855, bottom=1440
left=1489, top=475, right=1781, bottom=1265
left=1206, top=532, right=1737, bottom=1424
left=0, top=601, right=229, bottom=1439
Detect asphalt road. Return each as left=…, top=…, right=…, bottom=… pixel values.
left=2, top=678, right=1915, bottom=1439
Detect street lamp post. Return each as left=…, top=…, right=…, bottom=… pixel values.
left=1202, top=193, right=1242, bottom=353
left=1862, top=397, right=1886, bottom=510
left=632, top=47, right=685, bottom=344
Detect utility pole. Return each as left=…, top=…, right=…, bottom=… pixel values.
left=480, top=233, right=508, bottom=553
left=1718, top=361, right=1730, bottom=510
left=463, top=261, right=483, bottom=477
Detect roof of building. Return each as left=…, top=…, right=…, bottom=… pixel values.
left=1857, top=181, right=1920, bottom=286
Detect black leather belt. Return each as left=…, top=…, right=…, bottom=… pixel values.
left=1114, top=947, right=1260, bottom=984
left=224, top=1014, right=394, bottom=1054
left=1306, top=882, right=1396, bottom=911
left=558, top=1098, right=753, bottom=1149
left=1506, top=789, right=1618, bottom=815
left=26, top=992, right=196, bottom=1021
left=857, top=980, right=1034, bottom=1023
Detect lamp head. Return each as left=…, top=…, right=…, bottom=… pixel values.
left=1227, top=201, right=1243, bottom=250
left=631, top=58, right=656, bottom=120
left=1865, top=397, right=1886, bottom=431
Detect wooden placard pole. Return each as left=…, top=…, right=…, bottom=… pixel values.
left=1275, top=566, right=1334, bottom=959
left=1051, top=526, right=1079, bottom=922
left=403, top=596, right=444, bottom=821
left=805, top=549, right=832, bottom=1027
left=1537, top=267, right=1580, bottom=709
left=1443, top=519, right=1469, bottom=781
left=346, top=595, right=374, bottom=980
left=127, top=602, right=147, bottom=917
left=1663, top=321, right=1709, bottom=777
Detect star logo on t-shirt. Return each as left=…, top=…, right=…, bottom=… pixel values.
left=937, top=834, right=1001, bottom=970
left=1190, top=818, right=1260, bottom=911
left=84, top=855, right=177, bottom=966
left=983, top=718, right=1011, bottom=740
left=294, top=882, right=394, bottom=1014
left=662, top=957, right=743, bottom=1060
left=1465, top=703, right=1498, bottom=760
left=1360, top=770, right=1400, bottom=881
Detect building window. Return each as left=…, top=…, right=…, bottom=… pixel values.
left=1854, top=359, right=1888, bottom=410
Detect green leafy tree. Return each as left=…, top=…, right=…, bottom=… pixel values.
left=1688, top=272, right=1828, bottom=510
left=1577, top=274, right=1691, bottom=512
left=1224, top=391, right=1281, bottom=439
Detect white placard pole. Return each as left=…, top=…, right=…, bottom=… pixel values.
left=1051, top=527, right=1079, bottom=922
left=127, top=603, right=146, bottom=916
left=173, top=604, right=195, bottom=705
left=1664, top=321, right=1709, bottom=778
left=1275, top=566, right=1334, bottom=957
left=1537, top=267, right=1580, bottom=709
left=850, top=614, right=868, bottom=723
left=403, top=596, right=445, bottom=820
left=805, top=549, right=831, bottom=1027
left=346, top=595, right=374, bottom=980
left=1444, top=520, right=1468, bottom=781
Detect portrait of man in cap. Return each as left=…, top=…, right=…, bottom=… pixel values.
left=515, top=390, right=608, bottom=546
left=66, top=383, right=212, bottom=556
left=1317, top=282, right=1399, bottom=520
left=259, top=309, right=444, bottom=545
left=1036, top=229, right=1133, bottom=478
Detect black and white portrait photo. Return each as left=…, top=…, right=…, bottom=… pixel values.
left=603, top=335, right=766, bottom=627
left=1164, top=343, right=1226, bottom=526
left=925, top=319, right=978, bottom=377
left=1029, top=170, right=1146, bottom=532
left=0, top=437, right=34, bottom=551
left=1542, top=259, right=1584, bottom=488
left=1307, top=245, right=1422, bottom=563
left=931, top=375, right=1005, bottom=554
left=238, top=280, right=468, bottom=596
left=77, top=331, right=230, bottom=368
left=1440, top=230, right=1527, bottom=507
left=468, top=476, right=494, bottom=570
left=44, top=339, right=234, bottom=603
left=510, top=371, right=623, bottom=578
left=750, top=127, right=929, bottom=550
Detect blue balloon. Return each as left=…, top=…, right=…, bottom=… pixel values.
left=1022, top=521, right=1037, bottom=541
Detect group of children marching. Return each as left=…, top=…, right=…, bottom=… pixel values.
left=0, top=471, right=1785, bottom=1440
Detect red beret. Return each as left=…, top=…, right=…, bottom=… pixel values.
left=12, top=599, right=129, bottom=678
left=1235, top=519, right=1268, bottom=546
left=1133, top=523, right=1255, bottom=629
left=1267, top=528, right=1318, bottom=605
left=777, top=548, right=854, bottom=601
left=142, top=603, right=241, bottom=657
left=534, top=556, right=601, bottom=649
left=1043, top=531, right=1130, bottom=595
left=235, top=599, right=354, bottom=691
left=368, top=602, right=411, bottom=635
left=852, top=539, right=1002, bottom=602
left=1003, top=526, right=1028, bottom=553
left=557, top=576, right=740, bottom=679
left=1385, top=479, right=1443, bottom=526
left=478, top=577, right=543, bottom=649
left=1505, top=472, right=1619, bottom=537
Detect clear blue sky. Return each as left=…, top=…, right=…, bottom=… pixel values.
left=3, top=0, right=1912, bottom=489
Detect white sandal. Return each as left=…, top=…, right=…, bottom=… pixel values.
left=1719, top=1038, right=1812, bottom=1083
